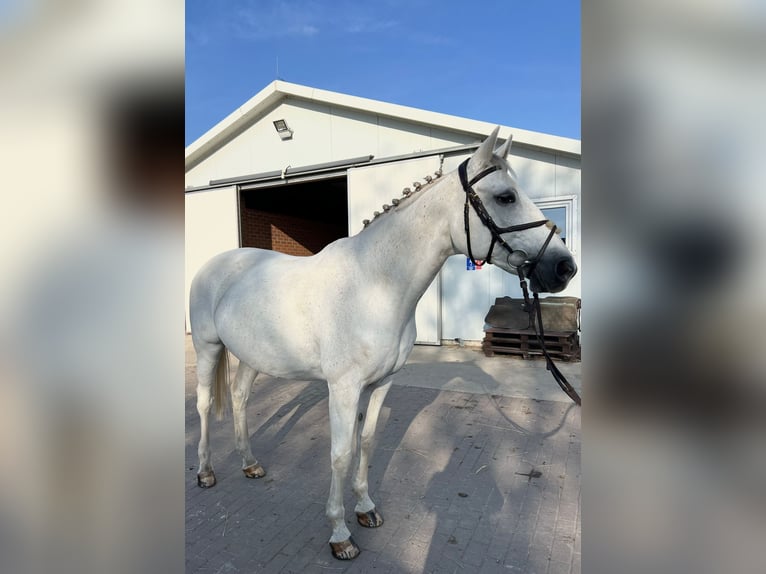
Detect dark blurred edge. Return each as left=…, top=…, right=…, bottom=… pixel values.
left=0, top=2, right=185, bottom=574
left=583, top=2, right=766, bottom=574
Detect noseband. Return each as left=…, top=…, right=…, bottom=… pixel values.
left=458, top=158, right=582, bottom=406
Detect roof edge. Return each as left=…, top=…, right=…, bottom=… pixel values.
left=185, top=81, right=283, bottom=169
left=185, top=81, right=580, bottom=170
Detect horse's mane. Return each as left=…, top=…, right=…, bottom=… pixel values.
left=359, top=153, right=513, bottom=232
left=360, top=162, right=446, bottom=231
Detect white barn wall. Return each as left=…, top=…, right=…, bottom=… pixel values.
left=327, top=105, right=380, bottom=159
left=185, top=186, right=239, bottom=331
left=186, top=98, right=475, bottom=188
left=511, top=147, right=557, bottom=200
left=554, top=154, right=581, bottom=197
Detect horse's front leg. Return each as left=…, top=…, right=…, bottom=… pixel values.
left=352, top=379, right=393, bottom=528
left=326, top=382, right=362, bottom=560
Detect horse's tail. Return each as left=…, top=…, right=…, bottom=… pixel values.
left=214, top=347, right=231, bottom=421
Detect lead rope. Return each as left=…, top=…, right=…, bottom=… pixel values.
left=518, top=270, right=582, bottom=406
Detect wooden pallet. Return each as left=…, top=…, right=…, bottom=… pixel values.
left=482, top=327, right=581, bottom=361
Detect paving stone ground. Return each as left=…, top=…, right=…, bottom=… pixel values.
left=185, top=336, right=581, bottom=573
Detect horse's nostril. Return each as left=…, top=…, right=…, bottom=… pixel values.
left=555, top=258, right=577, bottom=281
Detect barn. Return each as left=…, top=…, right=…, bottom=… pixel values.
left=185, top=81, right=581, bottom=345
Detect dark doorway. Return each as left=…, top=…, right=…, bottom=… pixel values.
left=239, top=176, right=348, bottom=256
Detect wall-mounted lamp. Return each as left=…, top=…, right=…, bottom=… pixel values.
left=272, top=119, right=293, bottom=140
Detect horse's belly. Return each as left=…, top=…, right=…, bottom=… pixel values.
left=220, top=324, right=323, bottom=380
left=214, top=289, right=323, bottom=379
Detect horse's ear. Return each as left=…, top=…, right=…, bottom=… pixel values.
left=471, top=126, right=500, bottom=167
left=494, top=134, right=513, bottom=159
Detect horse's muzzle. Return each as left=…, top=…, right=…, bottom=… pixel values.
left=532, top=255, right=577, bottom=293
left=556, top=257, right=577, bottom=283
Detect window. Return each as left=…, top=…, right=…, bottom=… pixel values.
left=536, top=196, right=577, bottom=253
left=541, top=206, right=567, bottom=244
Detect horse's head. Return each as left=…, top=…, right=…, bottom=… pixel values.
left=454, top=126, right=577, bottom=293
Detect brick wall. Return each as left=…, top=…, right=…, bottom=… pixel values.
left=240, top=208, right=346, bottom=256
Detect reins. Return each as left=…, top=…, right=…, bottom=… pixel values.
left=518, top=271, right=582, bottom=405
left=458, top=158, right=582, bottom=406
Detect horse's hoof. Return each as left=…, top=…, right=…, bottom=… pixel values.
left=330, top=537, right=360, bottom=560
left=356, top=508, right=384, bottom=528
left=197, top=470, right=216, bottom=488
left=242, top=463, right=266, bottom=479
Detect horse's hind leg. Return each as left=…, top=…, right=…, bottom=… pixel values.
left=195, top=341, right=225, bottom=488
left=353, top=379, right=392, bottom=529
left=231, top=361, right=265, bottom=478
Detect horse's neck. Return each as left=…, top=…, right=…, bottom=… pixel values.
left=351, top=175, right=458, bottom=309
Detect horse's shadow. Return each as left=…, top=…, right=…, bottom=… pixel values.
left=248, top=377, right=328, bottom=445
left=416, top=397, right=579, bottom=572
left=356, top=360, right=579, bottom=572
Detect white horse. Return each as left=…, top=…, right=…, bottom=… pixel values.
left=189, top=127, right=577, bottom=560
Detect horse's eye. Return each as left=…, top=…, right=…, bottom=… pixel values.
left=496, top=192, right=516, bottom=205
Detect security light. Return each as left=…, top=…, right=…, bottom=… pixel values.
left=272, top=119, right=293, bottom=140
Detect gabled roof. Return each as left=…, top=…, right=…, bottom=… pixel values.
left=185, top=80, right=580, bottom=170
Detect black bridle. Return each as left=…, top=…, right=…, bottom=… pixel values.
left=458, top=158, right=550, bottom=271
left=458, top=158, right=582, bottom=406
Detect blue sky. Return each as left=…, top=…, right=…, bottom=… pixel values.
left=185, top=1, right=580, bottom=147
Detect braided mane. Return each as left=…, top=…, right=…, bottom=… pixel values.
left=360, top=166, right=445, bottom=231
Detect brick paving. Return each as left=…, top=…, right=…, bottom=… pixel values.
left=185, top=337, right=581, bottom=573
